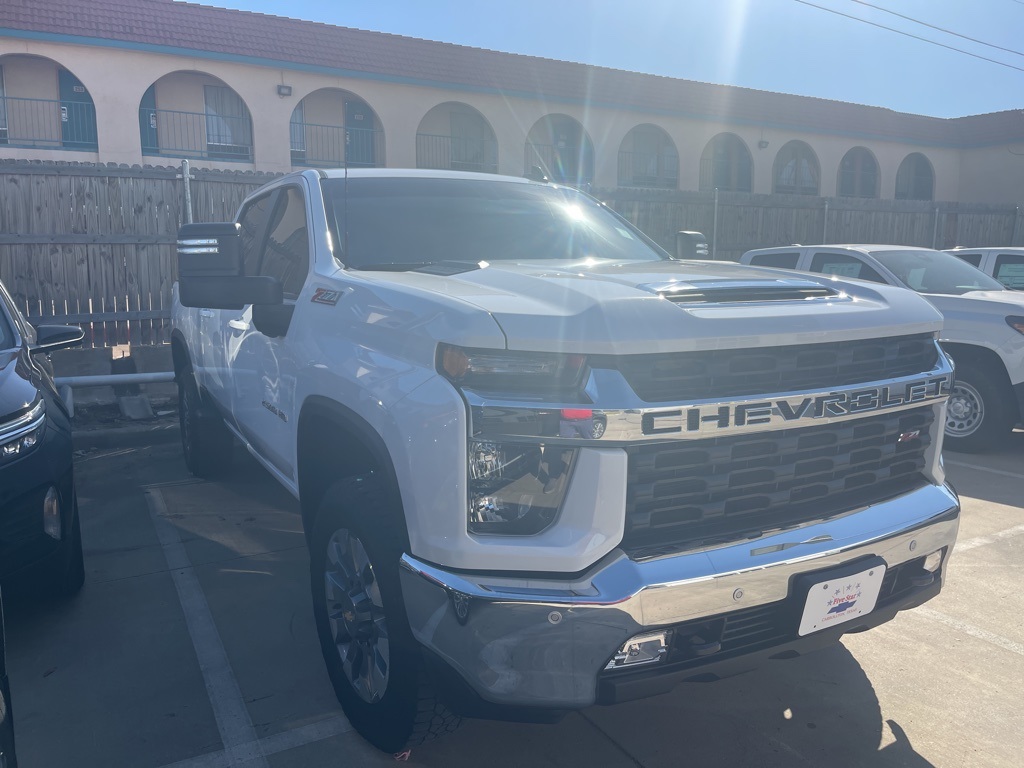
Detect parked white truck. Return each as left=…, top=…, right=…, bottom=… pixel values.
left=172, top=169, right=960, bottom=753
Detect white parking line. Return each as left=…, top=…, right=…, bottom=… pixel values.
left=954, top=523, right=1024, bottom=553
left=945, top=459, right=1022, bottom=479
left=146, top=488, right=271, bottom=768
left=915, top=607, right=1024, bottom=658
left=155, top=716, right=353, bottom=768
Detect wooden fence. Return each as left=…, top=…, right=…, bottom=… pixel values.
left=0, top=160, right=276, bottom=348
left=599, top=188, right=1023, bottom=262
left=0, top=160, right=1021, bottom=348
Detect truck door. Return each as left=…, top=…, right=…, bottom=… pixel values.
left=195, top=190, right=276, bottom=416
left=227, top=184, right=311, bottom=479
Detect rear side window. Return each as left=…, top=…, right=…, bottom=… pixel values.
left=994, top=253, right=1024, bottom=289
left=747, top=252, right=800, bottom=269
left=951, top=252, right=982, bottom=268
left=809, top=252, right=886, bottom=283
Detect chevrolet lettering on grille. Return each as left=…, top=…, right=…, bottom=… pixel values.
left=642, top=373, right=952, bottom=436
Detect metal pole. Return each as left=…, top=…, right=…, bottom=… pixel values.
left=712, top=188, right=719, bottom=260
left=932, top=206, right=939, bottom=249
left=823, top=199, right=829, bottom=244
left=181, top=159, right=193, bottom=224
left=1013, top=206, right=1021, bottom=247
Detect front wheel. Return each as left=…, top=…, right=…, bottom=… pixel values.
left=310, top=475, right=460, bottom=753
left=178, top=369, right=233, bottom=478
left=944, top=367, right=1013, bottom=453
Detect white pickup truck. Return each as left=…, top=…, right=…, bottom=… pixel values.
left=172, top=169, right=960, bottom=753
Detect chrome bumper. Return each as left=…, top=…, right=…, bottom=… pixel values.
left=400, top=483, right=959, bottom=709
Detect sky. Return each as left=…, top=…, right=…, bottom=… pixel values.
left=197, top=0, right=1024, bottom=119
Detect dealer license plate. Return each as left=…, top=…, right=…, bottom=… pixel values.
left=798, top=565, right=886, bottom=636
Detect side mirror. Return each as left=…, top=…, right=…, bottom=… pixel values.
left=675, top=231, right=709, bottom=260
left=177, top=222, right=283, bottom=309
left=31, top=324, right=85, bottom=354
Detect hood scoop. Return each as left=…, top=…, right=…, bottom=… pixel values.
left=642, top=278, right=841, bottom=305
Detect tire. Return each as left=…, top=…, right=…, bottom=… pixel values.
left=310, top=474, right=460, bottom=753
left=178, top=369, right=233, bottom=478
left=57, top=499, right=86, bottom=598
left=944, top=365, right=1013, bottom=453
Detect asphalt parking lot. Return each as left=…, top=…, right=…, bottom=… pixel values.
left=4, top=425, right=1023, bottom=768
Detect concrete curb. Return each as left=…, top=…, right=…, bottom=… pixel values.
left=73, top=422, right=180, bottom=451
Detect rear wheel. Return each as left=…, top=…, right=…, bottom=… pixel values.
left=178, top=369, right=233, bottom=477
left=310, top=474, right=460, bottom=753
left=945, top=365, right=1013, bottom=453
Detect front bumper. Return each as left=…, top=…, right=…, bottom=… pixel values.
left=400, top=483, right=959, bottom=710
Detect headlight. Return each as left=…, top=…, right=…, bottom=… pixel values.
left=0, top=400, right=46, bottom=464
left=438, top=344, right=587, bottom=394
left=1006, top=316, right=1024, bottom=336
left=468, top=441, right=574, bottom=535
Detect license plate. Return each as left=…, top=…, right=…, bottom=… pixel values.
left=798, top=565, right=886, bottom=636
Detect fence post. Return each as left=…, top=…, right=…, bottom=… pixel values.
left=932, top=206, right=940, bottom=248
left=822, top=199, right=829, bottom=244
left=181, top=159, right=193, bottom=224
left=712, top=188, right=719, bottom=260
left=1013, top=206, right=1021, bottom=246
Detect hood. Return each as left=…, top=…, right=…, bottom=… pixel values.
left=0, top=348, right=39, bottom=425
left=926, top=290, right=1024, bottom=313
left=364, top=259, right=945, bottom=354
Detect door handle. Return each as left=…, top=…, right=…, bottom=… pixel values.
left=199, top=309, right=215, bottom=318
left=228, top=319, right=250, bottom=332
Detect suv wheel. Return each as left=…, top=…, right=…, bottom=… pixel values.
left=310, top=474, right=460, bottom=753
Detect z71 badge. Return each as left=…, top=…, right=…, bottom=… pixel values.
left=311, top=288, right=342, bottom=306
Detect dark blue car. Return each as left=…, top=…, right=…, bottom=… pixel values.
left=0, top=279, right=85, bottom=598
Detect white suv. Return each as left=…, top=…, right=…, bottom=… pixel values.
left=946, top=247, right=1024, bottom=290
left=740, top=244, right=1024, bottom=452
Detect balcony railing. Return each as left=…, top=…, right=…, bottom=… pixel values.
left=415, top=133, right=497, bottom=174
left=0, top=96, right=98, bottom=151
left=290, top=122, right=384, bottom=168
left=617, top=150, right=678, bottom=189
left=140, top=108, right=253, bottom=161
left=698, top=157, right=753, bottom=193
left=524, top=143, right=593, bottom=185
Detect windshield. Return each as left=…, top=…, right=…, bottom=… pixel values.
left=323, top=177, right=667, bottom=270
left=872, top=249, right=1005, bottom=296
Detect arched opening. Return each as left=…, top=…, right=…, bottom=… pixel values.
left=0, top=55, right=97, bottom=151
left=618, top=124, right=678, bottom=188
left=416, top=102, right=497, bottom=173
left=837, top=147, right=879, bottom=198
left=290, top=89, right=383, bottom=168
left=773, top=140, right=820, bottom=196
left=525, top=115, right=594, bottom=185
left=699, top=133, right=752, bottom=192
left=895, top=152, right=934, bottom=201
left=139, top=72, right=252, bottom=161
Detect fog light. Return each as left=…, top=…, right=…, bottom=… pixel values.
left=43, top=487, right=62, bottom=540
left=604, top=630, right=671, bottom=670
left=922, top=550, right=943, bottom=573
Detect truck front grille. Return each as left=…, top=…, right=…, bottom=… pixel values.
left=623, top=407, right=934, bottom=556
left=598, top=333, right=938, bottom=402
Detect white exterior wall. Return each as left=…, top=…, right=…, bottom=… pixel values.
left=0, top=37, right=998, bottom=203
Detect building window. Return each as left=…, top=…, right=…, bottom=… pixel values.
left=838, top=147, right=878, bottom=198
left=699, top=133, right=752, bottom=192
left=618, top=124, right=678, bottom=188
left=773, top=141, right=819, bottom=196
left=895, top=153, right=934, bottom=201
left=204, top=85, right=252, bottom=160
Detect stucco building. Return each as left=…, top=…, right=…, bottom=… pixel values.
left=1, top=0, right=1023, bottom=204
